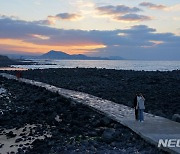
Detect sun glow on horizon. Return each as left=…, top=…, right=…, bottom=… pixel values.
left=0, top=39, right=106, bottom=54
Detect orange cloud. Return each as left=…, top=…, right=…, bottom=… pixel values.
left=0, top=39, right=106, bottom=54
left=45, top=13, right=82, bottom=25
left=141, top=40, right=164, bottom=48
left=149, top=40, right=164, bottom=45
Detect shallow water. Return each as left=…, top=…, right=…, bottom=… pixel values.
left=0, top=67, right=28, bottom=71
left=12, top=59, right=180, bottom=71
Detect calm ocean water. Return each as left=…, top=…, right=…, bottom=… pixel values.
left=11, top=59, right=180, bottom=71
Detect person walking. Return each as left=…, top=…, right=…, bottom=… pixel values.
left=133, top=93, right=138, bottom=120
left=136, top=93, right=145, bottom=122
left=16, top=71, right=22, bottom=79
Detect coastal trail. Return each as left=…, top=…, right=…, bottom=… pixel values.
left=0, top=73, right=180, bottom=154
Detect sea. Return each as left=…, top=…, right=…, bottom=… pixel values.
left=2, top=59, right=177, bottom=71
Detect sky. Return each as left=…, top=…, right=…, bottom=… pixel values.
left=0, top=0, right=180, bottom=60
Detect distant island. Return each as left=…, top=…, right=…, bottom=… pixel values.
left=0, top=55, right=34, bottom=67
left=0, top=55, right=18, bottom=67
left=39, top=50, right=124, bottom=60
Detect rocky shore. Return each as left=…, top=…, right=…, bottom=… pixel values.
left=0, top=76, right=166, bottom=153
left=16, top=68, right=180, bottom=120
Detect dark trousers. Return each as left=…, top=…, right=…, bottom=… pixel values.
left=138, top=109, right=144, bottom=121
left=135, top=109, right=138, bottom=120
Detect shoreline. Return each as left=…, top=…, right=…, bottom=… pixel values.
left=0, top=66, right=179, bottom=72
left=1, top=59, right=179, bottom=71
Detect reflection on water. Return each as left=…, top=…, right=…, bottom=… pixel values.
left=11, top=60, right=180, bottom=71
left=0, top=67, right=28, bottom=71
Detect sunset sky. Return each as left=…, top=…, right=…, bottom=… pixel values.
left=0, top=0, right=180, bottom=60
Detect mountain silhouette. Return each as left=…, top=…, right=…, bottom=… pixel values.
left=40, top=50, right=124, bottom=60
left=40, top=50, right=110, bottom=60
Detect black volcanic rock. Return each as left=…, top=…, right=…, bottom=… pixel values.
left=102, top=128, right=117, bottom=143
left=0, top=76, right=165, bottom=153
left=40, top=50, right=109, bottom=60
left=20, top=68, right=180, bottom=120
left=6, top=131, right=17, bottom=138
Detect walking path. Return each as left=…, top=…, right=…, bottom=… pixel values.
left=1, top=73, right=180, bottom=154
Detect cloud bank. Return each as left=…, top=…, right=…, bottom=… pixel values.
left=32, top=12, right=82, bottom=26
left=0, top=16, right=179, bottom=60
left=96, top=4, right=151, bottom=22
left=97, top=5, right=141, bottom=15
left=114, top=14, right=152, bottom=22
left=139, top=2, right=167, bottom=10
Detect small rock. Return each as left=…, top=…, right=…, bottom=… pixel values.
left=15, top=138, right=23, bottom=143
left=17, top=148, right=24, bottom=154
left=20, top=133, right=26, bottom=136
left=22, top=127, right=27, bottom=132
left=6, top=131, right=16, bottom=138
left=22, top=146, right=26, bottom=151
left=0, top=144, right=4, bottom=148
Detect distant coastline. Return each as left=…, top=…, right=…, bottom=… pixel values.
left=3, top=50, right=125, bottom=61
left=7, top=59, right=180, bottom=71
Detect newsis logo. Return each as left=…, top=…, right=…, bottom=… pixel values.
left=158, top=139, right=180, bottom=148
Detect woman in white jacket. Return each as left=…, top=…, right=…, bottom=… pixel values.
left=137, top=93, right=145, bottom=122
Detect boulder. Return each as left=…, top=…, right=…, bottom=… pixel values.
left=172, top=114, right=180, bottom=123
left=102, top=128, right=117, bottom=143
